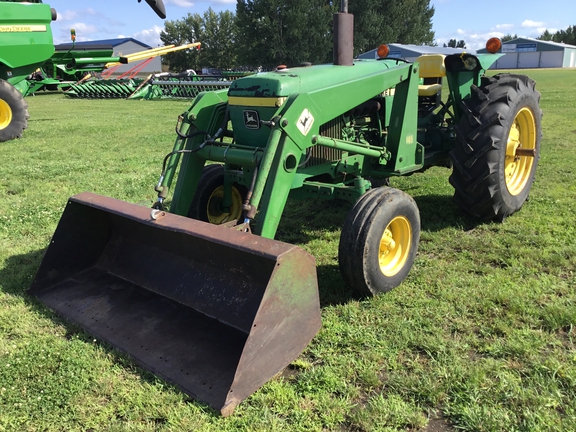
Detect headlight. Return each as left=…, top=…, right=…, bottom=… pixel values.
left=463, top=56, right=478, bottom=71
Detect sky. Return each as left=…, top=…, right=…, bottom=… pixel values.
left=46, top=0, right=576, bottom=51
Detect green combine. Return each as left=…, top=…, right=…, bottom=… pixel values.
left=29, top=0, right=541, bottom=416
left=0, top=0, right=56, bottom=142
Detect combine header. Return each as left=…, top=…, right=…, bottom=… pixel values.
left=65, top=72, right=238, bottom=100
left=64, top=77, right=143, bottom=98
left=128, top=73, right=252, bottom=100
left=29, top=0, right=542, bottom=416
left=66, top=70, right=252, bottom=100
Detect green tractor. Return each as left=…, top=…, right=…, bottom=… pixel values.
left=29, top=2, right=541, bottom=416
left=152, top=33, right=541, bottom=295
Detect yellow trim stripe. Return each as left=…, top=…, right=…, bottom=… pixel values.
left=0, top=25, right=47, bottom=33
left=228, top=96, right=286, bottom=108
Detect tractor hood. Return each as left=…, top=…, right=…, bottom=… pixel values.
left=228, top=60, right=398, bottom=99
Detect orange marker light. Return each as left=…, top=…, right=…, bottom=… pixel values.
left=486, top=37, right=502, bottom=54
left=377, top=44, right=390, bottom=59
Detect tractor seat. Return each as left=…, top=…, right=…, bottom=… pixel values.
left=416, top=54, right=446, bottom=97
left=418, top=83, right=443, bottom=97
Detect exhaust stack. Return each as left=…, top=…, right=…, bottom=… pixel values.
left=333, top=0, right=354, bottom=66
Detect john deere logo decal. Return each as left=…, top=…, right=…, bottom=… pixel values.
left=297, top=108, right=314, bottom=136
left=244, top=110, right=260, bottom=129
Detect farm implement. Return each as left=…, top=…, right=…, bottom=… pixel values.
left=129, top=71, right=254, bottom=100
left=22, top=39, right=128, bottom=97
left=29, top=0, right=542, bottom=416
left=34, top=42, right=201, bottom=97
left=65, top=70, right=252, bottom=100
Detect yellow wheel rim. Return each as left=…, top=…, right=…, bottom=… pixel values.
left=206, top=185, right=243, bottom=224
left=379, top=216, right=412, bottom=277
left=0, top=98, right=12, bottom=130
left=505, top=107, right=537, bottom=196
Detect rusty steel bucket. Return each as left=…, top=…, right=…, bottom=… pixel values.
left=28, top=192, right=321, bottom=416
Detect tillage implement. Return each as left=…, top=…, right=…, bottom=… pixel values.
left=29, top=0, right=542, bottom=416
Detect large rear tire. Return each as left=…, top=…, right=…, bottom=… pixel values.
left=449, top=73, right=542, bottom=221
left=188, top=164, right=247, bottom=225
left=0, top=79, right=29, bottom=143
left=338, top=187, right=420, bottom=296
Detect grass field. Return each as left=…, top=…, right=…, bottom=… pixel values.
left=1, top=69, right=575, bottom=431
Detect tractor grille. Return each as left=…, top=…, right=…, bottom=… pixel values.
left=307, top=117, right=344, bottom=166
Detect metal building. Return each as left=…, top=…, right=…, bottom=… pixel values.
left=477, top=38, right=576, bottom=69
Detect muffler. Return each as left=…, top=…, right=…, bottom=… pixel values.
left=28, top=192, right=321, bottom=416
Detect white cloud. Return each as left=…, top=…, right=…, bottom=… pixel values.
left=165, top=0, right=195, bottom=6
left=69, top=22, right=99, bottom=36
left=56, top=22, right=98, bottom=43
left=132, top=25, right=163, bottom=47
left=211, top=0, right=237, bottom=4
left=493, top=23, right=514, bottom=31
left=57, top=10, right=79, bottom=21
left=522, top=20, right=544, bottom=28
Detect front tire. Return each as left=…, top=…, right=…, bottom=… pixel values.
left=338, top=187, right=420, bottom=296
left=0, top=79, right=29, bottom=143
left=449, top=73, right=542, bottom=221
left=188, top=164, right=247, bottom=225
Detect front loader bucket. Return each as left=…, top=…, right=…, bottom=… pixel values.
left=28, top=192, right=321, bottom=416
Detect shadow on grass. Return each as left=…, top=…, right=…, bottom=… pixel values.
left=412, top=194, right=483, bottom=232
left=278, top=193, right=483, bottom=239
left=28, top=117, right=59, bottom=122
left=26, top=91, right=65, bottom=97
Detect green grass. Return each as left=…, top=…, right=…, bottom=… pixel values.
left=1, top=69, right=576, bottom=431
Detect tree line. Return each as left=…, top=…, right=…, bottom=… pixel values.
left=538, top=25, right=576, bottom=45
left=443, top=39, right=466, bottom=48
left=160, top=0, right=435, bottom=72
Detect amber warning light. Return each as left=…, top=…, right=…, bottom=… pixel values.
left=486, top=37, right=502, bottom=54
left=377, top=44, right=390, bottom=59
